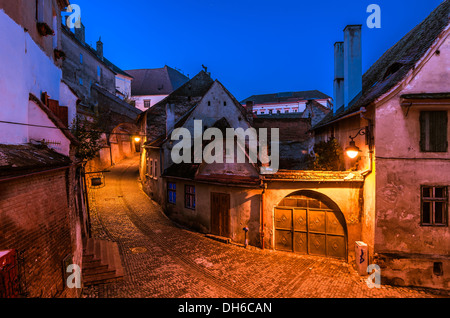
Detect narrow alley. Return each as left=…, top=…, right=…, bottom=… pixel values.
left=82, top=155, right=442, bottom=298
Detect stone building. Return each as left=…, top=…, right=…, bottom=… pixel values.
left=241, top=90, right=332, bottom=115
left=60, top=20, right=141, bottom=171
left=137, top=70, right=363, bottom=265
left=314, top=2, right=450, bottom=290
left=127, top=66, right=190, bottom=112
left=0, top=0, right=88, bottom=298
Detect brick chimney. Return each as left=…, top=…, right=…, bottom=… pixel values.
left=343, top=25, right=362, bottom=109
left=96, top=37, right=103, bottom=59
left=245, top=101, right=254, bottom=125
left=333, top=41, right=344, bottom=114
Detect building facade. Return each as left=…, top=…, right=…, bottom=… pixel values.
left=127, top=66, right=190, bottom=112
left=0, top=0, right=88, bottom=298
left=314, top=2, right=450, bottom=290
left=241, top=90, right=332, bottom=115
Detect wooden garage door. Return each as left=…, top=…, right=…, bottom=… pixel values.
left=274, top=196, right=346, bottom=259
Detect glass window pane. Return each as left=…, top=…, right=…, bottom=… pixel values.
left=422, top=187, right=431, bottom=198
left=435, top=202, right=444, bottom=224
left=422, top=202, right=431, bottom=224
left=434, top=187, right=445, bottom=198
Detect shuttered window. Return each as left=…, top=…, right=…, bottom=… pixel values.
left=420, top=111, right=448, bottom=152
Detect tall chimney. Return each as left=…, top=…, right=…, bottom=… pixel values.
left=343, top=25, right=362, bottom=109
left=333, top=42, right=344, bottom=114
left=74, top=22, right=85, bottom=44
left=96, top=37, right=103, bottom=59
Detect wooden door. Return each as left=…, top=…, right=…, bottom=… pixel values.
left=211, top=192, right=230, bottom=237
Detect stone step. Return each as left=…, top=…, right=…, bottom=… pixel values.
left=82, top=238, right=125, bottom=286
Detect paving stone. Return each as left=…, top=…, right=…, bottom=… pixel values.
left=82, top=156, right=445, bottom=299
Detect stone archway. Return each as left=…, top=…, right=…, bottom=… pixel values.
left=274, top=190, right=348, bottom=260
left=109, top=122, right=140, bottom=164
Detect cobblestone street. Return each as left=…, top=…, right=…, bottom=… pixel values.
left=82, top=156, right=444, bottom=298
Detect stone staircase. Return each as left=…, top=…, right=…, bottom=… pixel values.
left=82, top=238, right=124, bottom=286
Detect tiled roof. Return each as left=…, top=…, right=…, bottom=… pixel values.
left=0, top=144, right=71, bottom=178
left=126, top=66, right=189, bottom=96
left=263, top=170, right=364, bottom=182
left=241, top=90, right=331, bottom=105
left=315, top=0, right=450, bottom=129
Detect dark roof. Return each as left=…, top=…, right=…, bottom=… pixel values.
left=126, top=66, right=190, bottom=96
left=139, top=71, right=215, bottom=143
left=315, top=0, right=450, bottom=129
left=241, top=90, right=331, bottom=105
left=0, top=144, right=71, bottom=178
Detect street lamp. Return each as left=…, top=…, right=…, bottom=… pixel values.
left=345, top=139, right=361, bottom=159
left=133, top=136, right=141, bottom=152
left=345, top=126, right=371, bottom=159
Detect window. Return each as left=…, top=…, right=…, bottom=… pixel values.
left=421, top=186, right=448, bottom=226
left=168, top=182, right=176, bottom=204
left=420, top=111, right=448, bottom=152
left=80, top=53, right=83, bottom=64
left=148, top=159, right=153, bottom=177
left=185, top=185, right=195, bottom=209
left=223, top=101, right=227, bottom=106
left=269, top=110, right=273, bottom=115
left=79, top=77, right=83, bottom=86
left=144, top=100, right=151, bottom=108
left=207, top=101, right=211, bottom=106
left=154, top=160, right=158, bottom=178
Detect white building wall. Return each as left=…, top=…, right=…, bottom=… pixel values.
left=132, top=94, right=168, bottom=112
left=0, top=9, right=71, bottom=154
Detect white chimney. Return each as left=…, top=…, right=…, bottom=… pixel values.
left=343, top=25, right=362, bottom=109
left=333, top=41, right=344, bottom=113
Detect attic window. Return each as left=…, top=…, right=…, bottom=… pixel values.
left=383, top=62, right=403, bottom=80
left=207, top=101, right=211, bottom=106
left=223, top=101, right=227, bottom=106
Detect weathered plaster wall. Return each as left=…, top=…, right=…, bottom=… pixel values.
left=164, top=178, right=262, bottom=247
left=373, top=33, right=450, bottom=289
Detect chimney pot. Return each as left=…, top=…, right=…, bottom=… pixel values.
left=96, top=37, right=103, bottom=59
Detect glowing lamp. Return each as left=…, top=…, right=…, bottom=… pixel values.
left=345, top=140, right=361, bottom=159
left=134, top=136, right=141, bottom=143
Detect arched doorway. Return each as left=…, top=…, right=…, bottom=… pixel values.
left=274, top=190, right=347, bottom=260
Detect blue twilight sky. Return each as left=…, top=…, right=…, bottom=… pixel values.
left=65, top=0, right=445, bottom=101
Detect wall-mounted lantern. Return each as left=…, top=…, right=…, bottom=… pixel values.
left=345, top=126, right=372, bottom=159
left=133, top=136, right=141, bottom=152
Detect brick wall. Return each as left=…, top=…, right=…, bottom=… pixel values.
left=0, top=169, right=82, bottom=298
